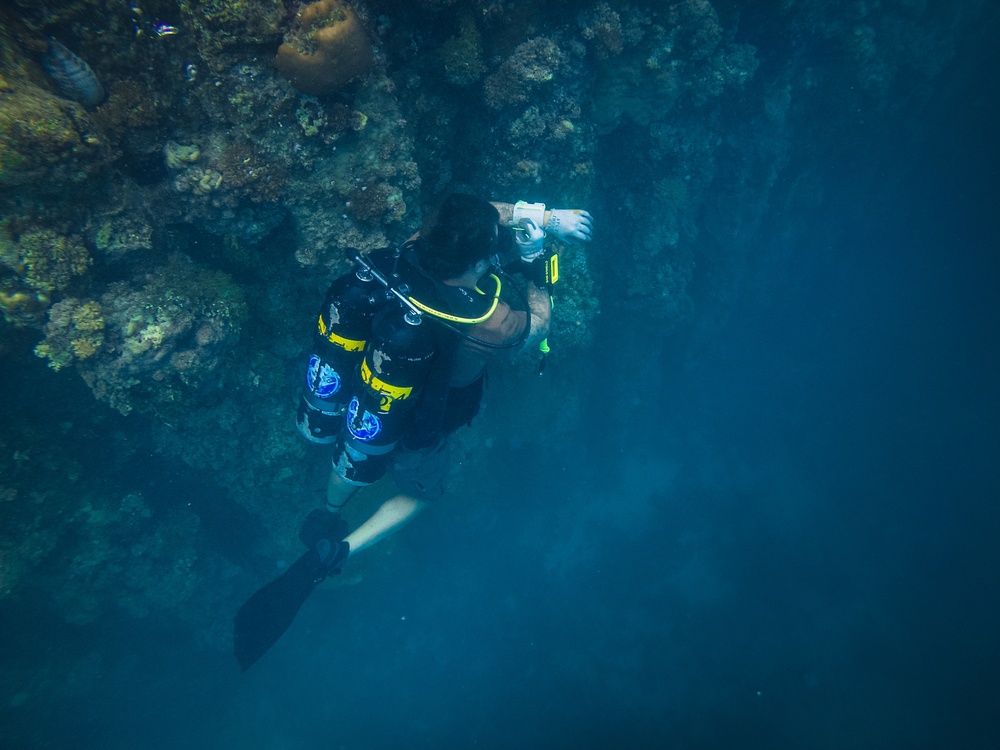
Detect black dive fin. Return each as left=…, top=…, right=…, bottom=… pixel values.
left=233, top=547, right=328, bottom=671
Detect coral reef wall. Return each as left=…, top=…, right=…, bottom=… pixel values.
left=1, top=0, right=995, bottom=655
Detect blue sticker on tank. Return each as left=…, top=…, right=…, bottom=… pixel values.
left=346, top=396, right=382, bottom=442
left=307, top=354, right=341, bottom=399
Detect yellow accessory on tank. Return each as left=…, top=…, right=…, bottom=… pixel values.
left=360, top=357, right=414, bottom=412
left=318, top=314, right=365, bottom=351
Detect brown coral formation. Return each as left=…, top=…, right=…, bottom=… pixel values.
left=274, top=0, right=374, bottom=96
left=484, top=37, right=567, bottom=110
left=578, top=2, right=627, bottom=59
left=33, top=298, right=104, bottom=371
left=345, top=182, right=405, bottom=224
left=0, top=81, right=111, bottom=190
left=89, top=79, right=164, bottom=137
left=0, top=218, right=90, bottom=294
left=180, top=0, right=286, bottom=52
left=217, top=140, right=288, bottom=203
left=438, top=14, right=485, bottom=87
left=74, top=254, right=248, bottom=416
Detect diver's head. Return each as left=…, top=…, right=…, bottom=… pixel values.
left=416, top=193, right=502, bottom=281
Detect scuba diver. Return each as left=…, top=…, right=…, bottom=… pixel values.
left=234, top=194, right=592, bottom=669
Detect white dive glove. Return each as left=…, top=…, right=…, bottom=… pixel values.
left=515, top=219, right=546, bottom=261
left=546, top=209, right=593, bottom=243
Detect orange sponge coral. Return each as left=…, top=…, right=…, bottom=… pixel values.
left=275, top=0, right=373, bottom=96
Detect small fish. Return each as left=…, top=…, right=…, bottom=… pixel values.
left=40, top=37, right=105, bottom=108
left=154, top=23, right=178, bottom=37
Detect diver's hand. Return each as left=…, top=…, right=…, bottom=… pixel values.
left=515, top=219, right=546, bottom=261
left=546, top=209, right=593, bottom=243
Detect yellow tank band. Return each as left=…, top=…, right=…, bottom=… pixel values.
left=360, top=358, right=413, bottom=412
left=318, top=315, right=365, bottom=351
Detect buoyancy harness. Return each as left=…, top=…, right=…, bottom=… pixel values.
left=398, top=241, right=532, bottom=349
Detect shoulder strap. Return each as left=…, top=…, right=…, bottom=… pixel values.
left=398, top=245, right=500, bottom=324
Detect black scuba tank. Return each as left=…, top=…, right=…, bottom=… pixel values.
left=296, top=268, right=389, bottom=443
left=340, top=301, right=436, bottom=480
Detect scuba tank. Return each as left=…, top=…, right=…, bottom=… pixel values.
left=337, top=299, right=436, bottom=484
left=296, top=267, right=388, bottom=443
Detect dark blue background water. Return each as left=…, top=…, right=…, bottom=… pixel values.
left=3, top=11, right=1000, bottom=750
left=258, top=66, right=997, bottom=746
left=206, top=97, right=1000, bottom=748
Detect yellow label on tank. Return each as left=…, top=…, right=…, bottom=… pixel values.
left=318, top=315, right=365, bottom=351
left=361, top=358, right=413, bottom=411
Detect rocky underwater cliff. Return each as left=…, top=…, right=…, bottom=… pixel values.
left=0, top=0, right=993, bottom=723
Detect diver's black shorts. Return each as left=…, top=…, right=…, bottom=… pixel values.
left=389, top=440, right=450, bottom=500
left=328, top=375, right=483, bottom=499
left=331, top=438, right=450, bottom=500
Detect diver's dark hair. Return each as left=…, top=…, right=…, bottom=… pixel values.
left=416, top=193, right=499, bottom=280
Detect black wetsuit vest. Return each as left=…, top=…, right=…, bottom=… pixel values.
left=384, top=246, right=499, bottom=449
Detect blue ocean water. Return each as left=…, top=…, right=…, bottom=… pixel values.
left=2, top=3, right=999, bottom=749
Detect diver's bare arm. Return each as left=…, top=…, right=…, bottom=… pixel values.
left=523, top=283, right=552, bottom=352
